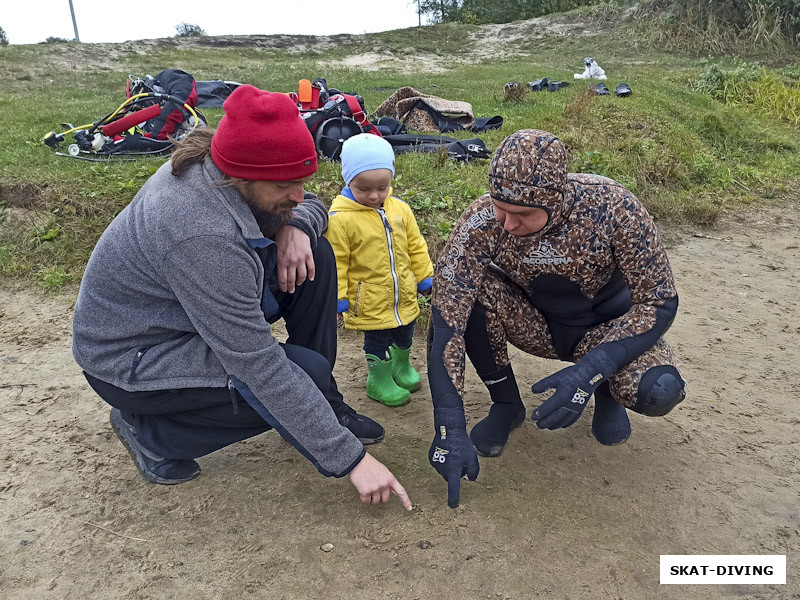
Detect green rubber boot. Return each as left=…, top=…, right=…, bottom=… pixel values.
left=366, top=354, right=410, bottom=407
left=389, top=343, right=421, bottom=392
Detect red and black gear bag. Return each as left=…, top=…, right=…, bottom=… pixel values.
left=291, top=78, right=382, bottom=138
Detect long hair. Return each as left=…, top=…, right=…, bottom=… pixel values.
left=170, top=128, right=250, bottom=191
left=170, top=128, right=290, bottom=236
left=170, top=128, right=215, bottom=176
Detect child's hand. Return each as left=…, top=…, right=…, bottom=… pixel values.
left=419, top=288, right=432, bottom=297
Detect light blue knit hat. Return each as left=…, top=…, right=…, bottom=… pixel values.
left=341, top=134, right=395, bottom=184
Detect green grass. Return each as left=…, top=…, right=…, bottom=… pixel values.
left=1, top=8, right=800, bottom=289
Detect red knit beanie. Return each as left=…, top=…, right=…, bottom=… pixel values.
left=211, top=84, right=318, bottom=181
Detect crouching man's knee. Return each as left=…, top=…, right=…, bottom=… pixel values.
left=281, top=344, right=331, bottom=393
left=633, top=365, right=685, bottom=417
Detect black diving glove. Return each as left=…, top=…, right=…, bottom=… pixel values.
left=428, top=407, right=479, bottom=508
left=531, top=348, right=618, bottom=430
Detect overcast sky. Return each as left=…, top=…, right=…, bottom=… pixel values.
left=2, top=0, right=424, bottom=44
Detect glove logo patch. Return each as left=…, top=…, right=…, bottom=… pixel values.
left=589, top=373, right=603, bottom=385
left=439, top=425, right=447, bottom=440
left=572, top=388, right=590, bottom=404
left=432, top=447, right=449, bottom=463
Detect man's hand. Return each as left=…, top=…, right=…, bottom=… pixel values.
left=428, top=407, right=479, bottom=508
left=275, top=225, right=315, bottom=293
left=349, top=452, right=413, bottom=510
left=531, top=348, right=617, bottom=429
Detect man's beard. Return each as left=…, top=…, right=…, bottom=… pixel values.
left=246, top=201, right=295, bottom=238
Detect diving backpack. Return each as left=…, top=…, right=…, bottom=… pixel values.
left=290, top=78, right=382, bottom=160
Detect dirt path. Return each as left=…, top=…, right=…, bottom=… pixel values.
left=1, top=201, right=798, bottom=599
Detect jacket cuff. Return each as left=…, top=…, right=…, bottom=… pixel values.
left=286, top=219, right=317, bottom=250
left=417, top=277, right=433, bottom=292
left=334, top=446, right=367, bottom=478
left=337, top=299, right=350, bottom=313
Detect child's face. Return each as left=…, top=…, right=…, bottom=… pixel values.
left=349, top=169, right=393, bottom=209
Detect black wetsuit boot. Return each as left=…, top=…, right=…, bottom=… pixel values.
left=469, top=364, right=526, bottom=456
left=463, top=302, right=526, bottom=456
left=591, top=382, right=631, bottom=446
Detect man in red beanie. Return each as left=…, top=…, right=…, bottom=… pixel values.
left=72, top=85, right=412, bottom=510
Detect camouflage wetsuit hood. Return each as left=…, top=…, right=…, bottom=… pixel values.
left=488, top=129, right=571, bottom=236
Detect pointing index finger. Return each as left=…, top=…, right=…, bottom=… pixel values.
left=446, top=471, right=462, bottom=508
left=391, top=480, right=413, bottom=511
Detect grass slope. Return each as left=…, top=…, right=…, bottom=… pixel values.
left=1, top=7, right=799, bottom=289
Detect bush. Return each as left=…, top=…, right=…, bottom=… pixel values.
left=695, top=61, right=800, bottom=126
left=174, top=22, right=207, bottom=37
left=694, top=61, right=762, bottom=97
left=0, top=26, right=8, bottom=46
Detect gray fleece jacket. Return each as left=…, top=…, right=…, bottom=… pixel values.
left=72, top=156, right=365, bottom=477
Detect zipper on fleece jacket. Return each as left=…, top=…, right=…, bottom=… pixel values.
left=127, top=346, right=149, bottom=384
left=377, top=208, right=402, bottom=326
left=227, top=376, right=240, bottom=415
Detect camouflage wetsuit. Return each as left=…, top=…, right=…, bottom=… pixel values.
left=428, top=130, right=685, bottom=424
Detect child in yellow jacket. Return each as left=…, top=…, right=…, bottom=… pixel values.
left=325, top=134, right=434, bottom=407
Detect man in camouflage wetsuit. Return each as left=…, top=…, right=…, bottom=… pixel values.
left=427, top=130, right=686, bottom=508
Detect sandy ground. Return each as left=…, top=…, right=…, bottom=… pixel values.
left=1, top=200, right=799, bottom=599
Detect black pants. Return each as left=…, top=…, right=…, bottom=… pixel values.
left=87, top=237, right=346, bottom=460
left=363, top=322, right=415, bottom=358
left=266, top=236, right=346, bottom=415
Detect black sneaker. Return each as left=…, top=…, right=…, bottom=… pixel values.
left=336, top=405, right=385, bottom=445
left=109, top=408, right=201, bottom=484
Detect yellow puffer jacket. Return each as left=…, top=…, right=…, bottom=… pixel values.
left=325, top=188, right=434, bottom=331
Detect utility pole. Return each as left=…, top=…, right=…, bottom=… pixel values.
left=68, top=0, right=80, bottom=41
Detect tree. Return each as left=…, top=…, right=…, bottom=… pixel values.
left=419, top=0, right=464, bottom=23
left=174, top=22, right=207, bottom=37
left=420, top=0, right=640, bottom=25
left=0, top=26, right=8, bottom=46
